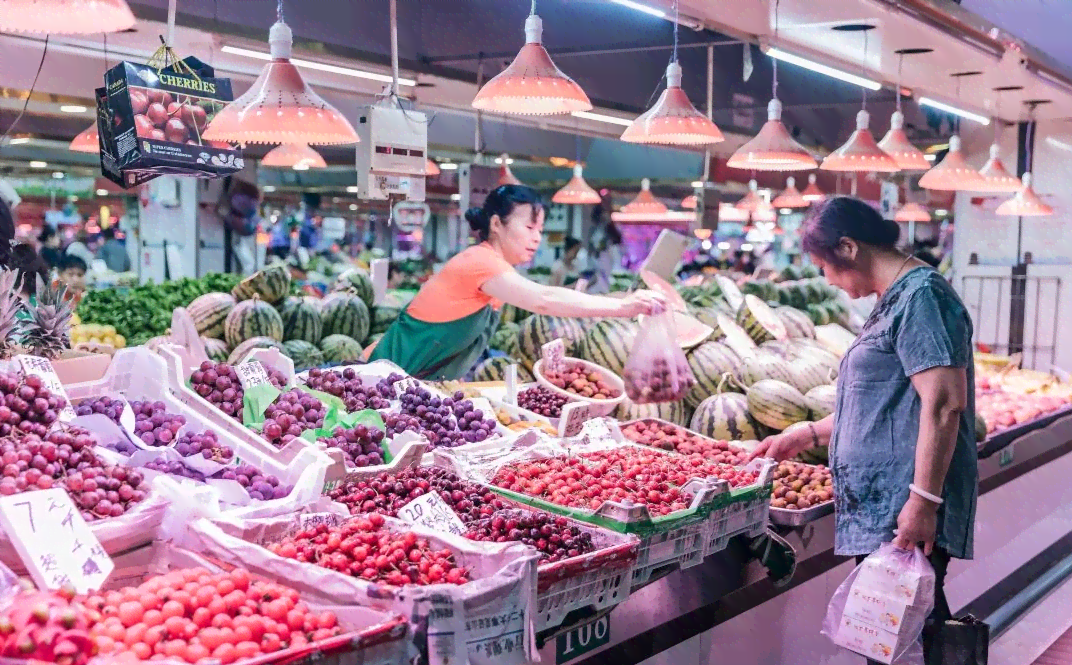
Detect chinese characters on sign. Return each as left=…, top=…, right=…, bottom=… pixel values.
left=541, top=340, right=565, bottom=375
left=16, top=355, right=76, bottom=421
left=235, top=360, right=270, bottom=389
left=558, top=402, right=591, bottom=437
left=393, top=377, right=421, bottom=395
left=396, top=492, right=467, bottom=536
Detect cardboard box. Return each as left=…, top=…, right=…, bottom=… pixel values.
left=855, top=553, right=932, bottom=604
left=843, top=585, right=914, bottom=633
left=833, top=614, right=899, bottom=664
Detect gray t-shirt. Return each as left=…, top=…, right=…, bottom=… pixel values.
left=830, top=266, right=978, bottom=559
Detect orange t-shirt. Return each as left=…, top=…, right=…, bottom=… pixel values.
left=406, top=243, right=514, bottom=323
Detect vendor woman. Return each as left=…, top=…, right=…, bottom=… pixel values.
left=369, top=184, right=666, bottom=380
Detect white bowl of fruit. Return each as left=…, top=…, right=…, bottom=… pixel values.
left=533, top=357, right=625, bottom=414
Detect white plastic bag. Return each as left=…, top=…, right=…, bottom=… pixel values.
left=822, top=543, right=936, bottom=665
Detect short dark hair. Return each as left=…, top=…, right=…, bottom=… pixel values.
left=564, top=236, right=581, bottom=253
left=102, top=226, right=116, bottom=240
left=58, top=254, right=88, bottom=273
left=37, top=225, right=57, bottom=243
left=464, top=185, right=544, bottom=242
left=10, top=243, right=46, bottom=296
left=800, top=196, right=900, bottom=267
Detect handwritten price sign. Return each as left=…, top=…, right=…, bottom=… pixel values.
left=235, top=360, right=270, bottom=389
left=16, top=355, right=76, bottom=421
left=397, top=491, right=467, bottom=536
left=558, top=401, right=592, bottom=438
left=393, top=376, right=421, bottom=396
left=541, top=339, right=565, bottom=374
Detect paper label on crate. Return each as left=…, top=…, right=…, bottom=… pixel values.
left=0, top=488, right=113, bottom=594
left=541, top=339, right=565, bottom=374
left=397, top=491, right=467, bottom=536
left=235, top=360, right=270, bottom=389
left=559, top=401, right=592, bottom=438
left=416, top=593, right=465, bottom=665
left=16, top=355, right=76, bottom=421
left=505, top=365, right=518, bottom=404
left=466, top=604, right=529, bottom=664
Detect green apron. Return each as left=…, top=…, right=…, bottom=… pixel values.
left=368, top=306, right=500, bottom=381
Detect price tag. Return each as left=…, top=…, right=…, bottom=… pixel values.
left=396, top=491, right=467, bottom=536
left=393, top=376, right=420, bottom=396
left=370, top=259, right=389, bottom=306
left=505, top=364, right=518, bottom=405
left=558, top=401, right=592, bottom=438
left=574, top=278, right=589, bottom=292
left=581, top=418, right=616, bottom=443
left=0, top=488, right=114, bottom=594
left=541, top=339, right=565, bottom=374
left=555, top=614, right=610, bottom=664
left=235, top=360, right=270, bottom=389
left=16, top=355, right=76, bottom=421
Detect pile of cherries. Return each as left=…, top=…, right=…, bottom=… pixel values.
left=621, top=420, right=748, bottom=464
left=542, top=362, right=622, bottom=400
left=316, top=424, right=385, bottom=469
left=260, top=389, right=327, bottom=448
left=517, top=386, right=571, bottom=418
left=189, top=361, right=287, bottom=421
left=466, top=511, right=594, bottom=562
left=303, top=369, right=397, bottom=411
left=327, top=467, right=507, bottom=523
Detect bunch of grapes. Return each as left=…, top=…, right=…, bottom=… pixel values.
left=74, top=396, right=126, bottom=424
left=517, top=386, right=571, bottom=418
left=0, top=372, right=66, bottom=437
left=316, top=424, right=385, bottom=469
left=260, top=389, right=326, bottom=448
left=395, top=388, right=497, bottom=449
left=327, top=466, right=507, bottom=523
left=304, top=369, right=398, bottom=411
left=173, top=430, right=234, bottom=463
left=143, top=458, right=206, bottom=482
left=216, top=463, right=293, bottom=500
left=128, top=401, right=185, bottom=447
left=466, top=511, right=595, bottom=562
left=0, top=426, right=100, bottom=495
left=189, top=361, right=287, bottom=421
left=63, top=465, right=149, bottom=522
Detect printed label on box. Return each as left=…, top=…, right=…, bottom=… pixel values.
left=16, top=355, right=76, bottom=421
left=856, top=556, right=927, bottom=604
left=833, top=614, right=899, bottom=664
left=843, top=586, right=912, bottom=633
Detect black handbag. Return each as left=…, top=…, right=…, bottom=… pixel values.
left=925, top=615, right=989, bottom=665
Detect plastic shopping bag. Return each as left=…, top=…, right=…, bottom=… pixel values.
left=822, top=543, right=936, bottom=665
left=622, top=310, right=696, bottom=403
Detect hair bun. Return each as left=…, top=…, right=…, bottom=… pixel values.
left=464, top=207, right=487, bottom=231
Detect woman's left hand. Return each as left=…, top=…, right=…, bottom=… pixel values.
left=892, top=493, right=939, bottom=554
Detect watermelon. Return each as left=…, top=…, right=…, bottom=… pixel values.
left=224, top=295, right=284, bottom=348
left=321, top=292, right=371, bottom=343
left=227, top=336, right=285, bottom=365
left=334, top=268, right=375, bottom=309
left=780, top=265, right=802, bottom=281
left=371, top=306, right=401, bottom=336
left=975, top=413, right=987, bottom=442
left=814, top=324, right=856, bottom=357
left=517, top=315, right=585, bottom=362
left=685, top=342, right=741, bottom=410
left=320, top=334, right=364, bottom=363
left=804, top=384, right=836, bottom=420
left=575, top=318, right=638, bottom=377
left=806, top=303, right=831, bottom=325
left=760, top=340, right=802, bottom=361
left=188, top=292, right=235, bottom=339
left=712, top=314, right=757, bottom=358
left=801, top=264, right=820, bottom=279
left=714, top=275, right=743, bottom=312
left=472, top=356, right=534, bottom=383
left=691, top=391, right=766, bottom=442
left=283, top=340, right=325, bottom=371
left=735, top=350, right=794, bottom=387
left=615, top=398, right=689, bottom=426
left=776, top=307, right=816, bottom=339
left=499, top=303, right=532, bottom=325
left=737, top=294, right=788, bottom=344
left=281, top=297, right=323, bottom=346
left=786, top=358, right=832, bottom=394
left=746, top=379, right=809, bottom=431
left=202, top=337, right=229, bottom=362
left=232, top=264, right=291, bottom=304
left=489, top=323, right=521, bottom=357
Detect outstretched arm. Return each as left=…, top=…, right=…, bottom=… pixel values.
left=482, top=270, right=664, bottom=319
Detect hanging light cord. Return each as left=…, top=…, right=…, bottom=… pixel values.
left=772, top=0, right=780, bottom=100
left=277, top=0, right=284, bottom=22
left=530, top=0, right=536, bottom=15
left=861, top=31, right=869, bottom=110
left=895, top=53, right=903, bottom=111
left=671, top=0, right=680, bottom=64
left=389, top=0, right=399, bottom=97
left=0, top=36, right=49, bottom=149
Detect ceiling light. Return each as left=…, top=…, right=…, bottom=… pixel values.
left=0, top=0, right=135, bottom=34
left=621, top=62, right=724, bottom=146
left=349, top=203, right=358, bottom=211
left=571, top=110, right=634, bottom=127
left=895, top=202, right=931, bottom=222
left=681, top=194, right=697, bottom=210
left=741, top=243, right=754, bottom=251
left=934, top=209, right=948, bottom=216
left=606, top=0, right=665, bottom=18
left=766, top=48, right=881, bottom=90
left=439, top=162, right=459, bottom=170
left=69, top=122, right=99, bottom=153
left=8, top=137, right=31, bottom=145
left=95, top=188, right=108, bottom=196
left=802, top=173, right=825, bottom=202
left=204, top=19, right=359, bottom=145
left=471, top=13, right=591, bottom=116
left=996, top=173, right=1053, bottom=216
left=51, top=171, right=64, bottom=179
left=691, top=181, right=704, bottom=188
left=497, top=153, right=523, bottom=186
left=263, top=185, right=276, bottom=192
left=821, top=110, right=900, bottom=173
left=450, top=193, right=461, bottom=201
left=29, top=161, right=47, bottom=168
left=620, top=178, right=668, bottom=215
left=494, top=156, right=515, bottom=165
left=736, top=180, right=763, bottom=211
left=772, top=176, right=809, bottom=208
left=221, top=45, right=415, bottom=86
left=553, top=165, right=601, bottom=204
left=59, top=105, right=88, bottom=114
left=918, top=97, right=989, bottom=125
left=292, top=163, right=309, bottom=171
left=728, top=99, right=816, bottom=171
left=346, top=185, right=359, bottom=193
left=918, top=135, right=986, bottom=191
left=877, top=111, right=930, bottom=171
left=425, top=159, right=440, bottom=176
left=924, top=153, right=936, bottom=162
left=977, top=143, right=1021, bottom=193
left=779, top=208, right=792, bottom=215
left=717, top=241, right=730, bottom=250
left=1046, top=137, right=1072, bottom=152
left=262, top=143, right=327, bottom=169
left=700, top=239, right=712, bottom=250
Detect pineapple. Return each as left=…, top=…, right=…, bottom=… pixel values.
left=0, top=270, right=25, bottom=358
left=23, top=277, right=72, bottom=359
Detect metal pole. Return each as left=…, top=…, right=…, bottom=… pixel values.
left=474, top=59, right=484, bottom=163
left=389, top=0, right=399, bottom=97
left=703, top=44, right=713, bottom=183
left=166, top=0, right=177, bottom=47
left=423, top=39, right=740, bottom=64
left=985, top=553, right=1072, bottom=640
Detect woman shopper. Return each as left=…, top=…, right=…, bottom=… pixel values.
left=748, top=196, right=977, bottom=663
left=369, top=185, right=666, bottom=380
left=549, top=236, right=583, bottom=287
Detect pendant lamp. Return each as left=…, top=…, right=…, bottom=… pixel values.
left=0, top=0, right=135, bottom=34
left=977, top=144, right=1021, bottom=193
left=772, top=177, right=808, bottom=208
left=894, top=202, right=931, bottom=223
left=69, top=122, right=99, bottom=153
left=821, top=110, right=900, bottom=173
left=681, top=194, right=697, bottom=210
left=917, top=136, right=985, bottom=191
left=203, top=14, right=358, bottom=145
left=621, top=179, right=668, bottom=215
left=621, top=62, right=724, bottom=146
left=801, top=173, right=825, bottom=202
left=497, top=154, right=522, bottom=186
left=728, top=99, right=815, bottom=170
left=552, top=165, right=601, bottom=204
left=996, top=173, right=1053, bottom=216
left=877, top=111, right=930, bottom=171
left=735, top=180, right=763, bottom=212
left=471, top=11, right=591, bottom=115
left=261, top=143, right=326, bottom=169
left=425, top=159, right=441, bottom=177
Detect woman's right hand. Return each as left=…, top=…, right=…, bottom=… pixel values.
left=746, top=427, right=814, bottom=463
left=619, top=289, right=668, bottom=317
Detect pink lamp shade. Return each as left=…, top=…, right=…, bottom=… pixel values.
left=498, top=154, right=522, bottom=186
left=877, top=111, right=930, bottom=171
left=621, top=62, right=724, bottom=146
left=977, top=143, right=1022, bottom=193
left=821, top=110, right=900, bottom=173
left=0, top=0, right=135, bottom=33
left=917, top=135, right=986, bottom=191
left=735, top=180, right=764, bottom=212
left=261, top=143, right=326, bottom=169
left=996, top=173, right=1054, bottom=216
left=203, top=20, right=358, bottom=145
left=772, top=177, right=808, bottom=208
left=894, top=202, right=931, bottom=223
left=471, top=15, right=591, bottom=116
left=727, top=99, right=816, bottom=171
left=69, top=122, right=99, bottom=153
left=425, top=159, right=441, bottom=176
left=621, top=178, right=668, bottom=215
left=801, top=173, right=825, bottom=202
left=681, top=194, right=697, bottom=210
left=552, top=165, right=601, bottom=204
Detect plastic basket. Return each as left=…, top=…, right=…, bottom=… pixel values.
left=702, top=458, right=775, bottom=558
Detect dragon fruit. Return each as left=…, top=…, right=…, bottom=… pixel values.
left=0, top=584, right=96, bottom=665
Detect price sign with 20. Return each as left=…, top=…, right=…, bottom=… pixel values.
left=397, top=491, right=467, bottom=536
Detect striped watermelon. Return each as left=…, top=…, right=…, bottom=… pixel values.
left=499, top=303, right=532, bottom=325
left=321, top=292, right=370, bottom=343
left=737, top=294, right=788, bottom=344
left=489, top=323, right=521, bottom=357
left=616, top=397, right=689, bottom=426
left=224, top=295, right=284, bottom=348
left=202, top=337, right=229, bottom=362
left=804, top=384, right=836, bottom=420
left=371, top=306, right=401, bottom=336
left=713, top=314, right=757, bottom=358
left=776, top=306, right=816, bottom=339
left=786, top=358, right=831, bottom=394
left=188, top=292, right=235, bottom=339
left=517, top=315, right=584, bottom=362
left=746, top=379, right=809, bottom=431
left=228, top=336, right=285, bottom=365
left=685, top=342, right=741, bottom=410
left=735, top=350, right=794, bottom=387
left=232, top=263, right=291, bottom=304
left=760, top=340, right=802, bottom=361
left=691, top=391, right=765, bottom=441
left=472, top=356, right=534, bottom=383
left=333, top=268, right=375, bottom=309
left=575, top=318, right=638, bottom=377
left=320, top=334, right=363, bottom=363
left=281, top=297, right=323, bottom=345
left=283, top=339, right=325, bottom=371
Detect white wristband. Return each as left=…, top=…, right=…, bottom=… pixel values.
left=909, top=484, right=944, bottom=505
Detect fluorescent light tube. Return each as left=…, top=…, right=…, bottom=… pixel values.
left=571, top=110, right=634, bottom=127
left=766, top=48, right=881, bottom=91
left=221, top=45, right=416, bottom=86
left=606, top=0, right=665, bottom=18
left=918, top=97, right=991, bottom=125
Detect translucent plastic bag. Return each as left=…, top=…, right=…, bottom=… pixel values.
left=622, top=311, right=696, bottom=404
left=822, top=543, right=936, bottom=665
